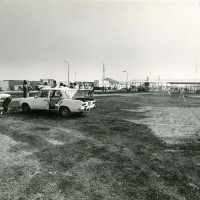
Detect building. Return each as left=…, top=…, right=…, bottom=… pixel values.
left=94, top=80, right=109, bottom=88
left=0, top=80, right=39, bottom=91
left=129, top=79, right=200, bottom=93
left=75, top=81, right=94, bottom=89
left=0, top=81, right=9, bottom=91
left=40, top=79, right=55, bottom=87
left=103, top=78, right=119, bottom=89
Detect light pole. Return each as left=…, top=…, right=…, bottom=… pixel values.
left=122, top=71, right=128, bottom=89
left=102, top=63, right=105, bottom=86
left=75, top=72, right=76, bottom=82
left=64, top=61, right=69, bottom=86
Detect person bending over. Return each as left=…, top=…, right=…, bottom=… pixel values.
left=0, top=93, right=12, bottom=114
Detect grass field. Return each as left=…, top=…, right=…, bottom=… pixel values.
left=1, top=92, right=200, bottom=200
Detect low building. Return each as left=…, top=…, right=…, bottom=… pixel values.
left=0, top=80, right=9, bottom=91
left=40, top=79, right=55, bottom=87
left=0, top=80, right=40, bottom=91
left=75, top=81, right=94, bottom=89
left=129, top=79, right=200, bottom=93
left=103, top=78, right=119, bottom=89
left=94, top=80, right=109, bottom=88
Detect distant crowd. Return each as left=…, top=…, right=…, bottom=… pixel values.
left=35, top=80, right=94, bottom=90
left=22, top=80, right=94, bottom=98
left=162, top=86, right=186, bottom=102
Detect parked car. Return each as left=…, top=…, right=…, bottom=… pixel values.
left=19, top=88, right=95, bottom=117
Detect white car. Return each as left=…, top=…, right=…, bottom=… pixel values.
left=19, top=88, right=95, bottom=117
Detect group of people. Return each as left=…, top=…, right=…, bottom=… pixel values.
left=35, top=81, right=94, bottom=91
left=0, top=80, right=33, bottom=115
left=162, top=87, right=186, bottom=102
left=36, top=80, right=69, bottom=89
left=0, top=80, right=31, bottom=115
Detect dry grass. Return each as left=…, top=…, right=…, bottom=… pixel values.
left=1, top=93, right=200, bottom=199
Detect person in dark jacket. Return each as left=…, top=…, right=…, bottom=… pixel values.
left=0, top=93, right=12, bottom=114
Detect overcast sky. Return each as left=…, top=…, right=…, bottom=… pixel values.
left=0, top=0, right=200, bottom=82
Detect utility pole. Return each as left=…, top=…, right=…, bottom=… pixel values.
left=102, top=63, right=105, bottom=81
left=102, top=63, right=106, bottom=87
left=123, top=71, right=128, bottom=89
left=64, top=61, right=69, bottom=86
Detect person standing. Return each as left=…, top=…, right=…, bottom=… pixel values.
left=51, top=80, right=57, bottom=88
left=59, top=82, right=64, bottom=88
left=23, top=80, right=30, bottom=98
left=91, top=84, right=95, bottom=97
left=69, top=83, right=74, bottom=88
left=162, top=87, right=166, bottom=97
left=35, top=82, right=43, bottom=90
left=42, top=82, right=50, bottom=89
left=166, top=87, right=171, bottom=97
left=74, top=82, right=79, bottom=89
left=0, top=93, right=12, bottom=114
left=180, top=88, right=186, bottom=102
left=102, top=86, right=105, bottom=93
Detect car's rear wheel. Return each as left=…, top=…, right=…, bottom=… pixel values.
left=60, top=107, right=71, bottom=117
left=22, top=103, right=31, bottom=113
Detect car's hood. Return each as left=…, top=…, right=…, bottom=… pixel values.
left=71, top=89, right=92, bottom=99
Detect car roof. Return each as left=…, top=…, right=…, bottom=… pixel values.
left=40, top=87, right=91, bottom=91
left=41, top=87, right=77, bottom=91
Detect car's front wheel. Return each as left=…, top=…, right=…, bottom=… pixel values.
left=22, top=103, right=31, bottom=113
left=60, top=107, right=71, bottom=117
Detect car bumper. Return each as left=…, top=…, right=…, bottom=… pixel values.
left=78, top=105, right=96, bottom=112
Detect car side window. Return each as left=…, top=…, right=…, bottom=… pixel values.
left=39, top=90, right=49, bottom=98
left=50, top=90, right=62, bottom=98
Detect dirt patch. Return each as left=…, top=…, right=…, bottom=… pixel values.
left=46, top=138, right=65, bottom=145
left=124, top=106, right=200, bottom=144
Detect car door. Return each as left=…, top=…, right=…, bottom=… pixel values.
left=49, top=90, right=62, bottom=109
left=33, top=90, right=50, bottom=110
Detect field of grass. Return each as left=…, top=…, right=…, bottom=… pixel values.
left=1, top=92, right=200, bottom=199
